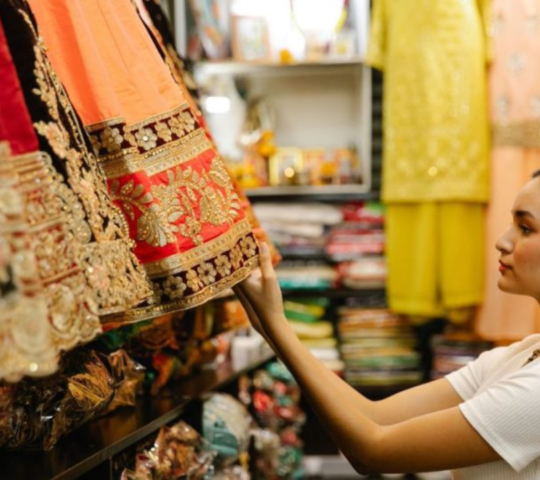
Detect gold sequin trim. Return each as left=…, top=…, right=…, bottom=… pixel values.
left=492, top=120, right=540, bottom=148
left=143, top=217, right=253, bottom=276
left=88, top=105, right=213, bottom=178
left=27, top=15, right=152, bottom=318
left=102, top=250, right=259, bottom=325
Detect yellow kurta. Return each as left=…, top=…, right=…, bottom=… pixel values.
left=367, top=0, right=491, bottom=203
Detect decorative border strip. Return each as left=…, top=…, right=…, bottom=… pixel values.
left=98, top=128, right=212, bottom=179
left=493, top=120, right=540, bottom=148
left=143, top=217, right=253, bottom=276
left=101, top=246, right=259, bottom=325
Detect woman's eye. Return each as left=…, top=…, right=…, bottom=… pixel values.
left=520, top=224, right=532, bottom=234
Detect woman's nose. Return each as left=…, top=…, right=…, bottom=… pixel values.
left=496, top=227, right=513, bottom=254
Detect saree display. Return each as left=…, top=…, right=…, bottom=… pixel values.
left=0, top=1, right=153, bottom=329
left=28, top=0, right=260, bottom=324
left=0, top=18, right=94, bottom=381
left=137, top=0, right=281, bottom=266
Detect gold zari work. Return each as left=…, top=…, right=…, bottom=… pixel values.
left=30, top=24, right=152, bottom=319
left=88, top=105, right=260, bottom=324
left=0, top=143, right=57, bottom=382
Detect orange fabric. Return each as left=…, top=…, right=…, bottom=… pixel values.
left=475, top=148, right=540, bottom=341
left=28, top=0, right=182, bottom=125
left=474, top=0, right=540, bottom=341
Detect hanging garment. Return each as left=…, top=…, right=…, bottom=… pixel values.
left=27, top=0, right=260, bottom=324
left=367, top=0, right=490, bottom=318
left=136, top=0, right=281, bottom=266
left=367, top=0, right=490, bottom=203
left=0, top=140, right=57, bottom=381
left=475, top=0, right=540, bottom=342
left=0, top=2, right=153, bottom=327
left=385, top=203, right=484, bottom=318
left=0, top=19, right=84, bottom=381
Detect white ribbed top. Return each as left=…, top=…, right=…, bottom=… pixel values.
left=446, top=334, right=540, bottom=479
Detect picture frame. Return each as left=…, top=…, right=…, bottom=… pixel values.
left=231, top=15, right=272, bottom=62
left=188, top=0, right=230, bottom=59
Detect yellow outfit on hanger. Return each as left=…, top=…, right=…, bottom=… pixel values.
left=368, top=0, right=491, bottom=319
left=368, top=0, right=490, bottom=203
left=386, top=203, right=484, bottom=319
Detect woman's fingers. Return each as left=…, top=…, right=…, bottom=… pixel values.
left=258, top=242, right=274, bottom=280
left=233, top=285, right=263, bottom=332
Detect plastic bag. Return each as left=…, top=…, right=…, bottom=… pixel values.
left=121, top=420, right=216, bottom=480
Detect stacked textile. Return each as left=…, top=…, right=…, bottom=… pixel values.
left=285, top=299, right=343, bottom=374
left=253, top=202, right=343, bottom=257
left=431, top=334, right=493, bottom=380
left=338, top=308, right=422, bottom=387
left=276, top=260, right=337, bottom=290
left=329, top=202, right=387, bottom=289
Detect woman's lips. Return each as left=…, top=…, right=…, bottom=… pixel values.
left=499, top=261, right=511, bottom=273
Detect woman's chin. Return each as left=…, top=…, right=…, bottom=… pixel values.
left=497, top=279, right=527, bottom=296
left=497, top=278, right=514, bottom=293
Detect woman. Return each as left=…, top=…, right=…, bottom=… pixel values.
left=235, top=173, right=540, bottom=478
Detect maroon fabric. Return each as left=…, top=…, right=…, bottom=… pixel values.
left=0, top=18, right=39, bottom=154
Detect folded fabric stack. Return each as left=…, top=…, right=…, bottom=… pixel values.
left=338, top=308, right=422, bottom=387
left=431, top=334, right=493, bottom=380
left=252, top=203, right=343, bottom=257
left=285, top=299, right=344, bottom=374
left=327, top=202, right=386, bottom=289
left=276, top=260, right=338, bottom=290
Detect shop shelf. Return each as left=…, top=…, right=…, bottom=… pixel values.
left=245, top=185, right=379, bottom=202
left=195, top=57, right=365, bottom=77
left=0, top=349, right=275, bottom=480
left=281, top=286, right=385, bottom=299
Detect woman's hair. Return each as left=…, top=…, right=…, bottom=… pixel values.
left=533, top=169, right=540, bottom=179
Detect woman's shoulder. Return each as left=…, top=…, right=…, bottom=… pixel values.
left=475, top=335, right=540, bottom=368
left=503, top=334, right=540, bottom=353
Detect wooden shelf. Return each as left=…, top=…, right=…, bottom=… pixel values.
left=0, top=350, right=275, bottom=480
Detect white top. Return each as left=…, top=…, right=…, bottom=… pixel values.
left=446, top=334, right=540, bottom=479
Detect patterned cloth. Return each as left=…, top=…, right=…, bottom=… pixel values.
left=0, top=0, right=153, bottom=323
left=367, top=0, right=490, bottom=202
left=28, top=0, right=260, bottom=323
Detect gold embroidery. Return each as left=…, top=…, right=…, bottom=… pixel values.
left=109, top=157, right=241, bottom=248
left=0, top=143, right=58, bottom=381
left=141, top=217, right=253, bottom=276
left=102, top=255, right=260, bottom=324
left=91, top=116, right=214, bottom=179
left=492, top=120, right=540, bottom=148
left=26, top=15, right=152, bottom=320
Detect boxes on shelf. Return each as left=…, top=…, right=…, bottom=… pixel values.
left=268, top=146, right=362, bottom=187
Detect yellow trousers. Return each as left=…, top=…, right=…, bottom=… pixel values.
left=386, top=203, right=485, bottom=319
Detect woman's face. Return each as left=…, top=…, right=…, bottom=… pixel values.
left=496, top=177, right=540, bottom=300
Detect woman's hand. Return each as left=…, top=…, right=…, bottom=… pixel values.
left=233, top=243, right=287, bottom=336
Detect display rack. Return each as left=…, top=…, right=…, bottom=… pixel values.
left=0, top=350, right=275, bottom=480
left=244, top=185, right=379, bottom=202
left=194, top=57, right=365, bottom=76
